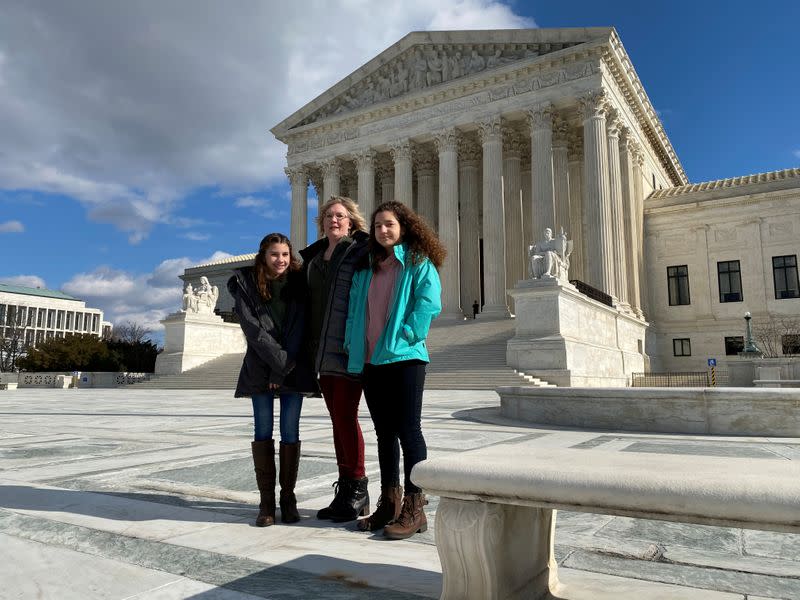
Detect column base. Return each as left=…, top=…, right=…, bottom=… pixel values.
left=479, top=304, right=511, bottom=319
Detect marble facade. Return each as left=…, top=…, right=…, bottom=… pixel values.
left=272, top=28, right=681, bottom=320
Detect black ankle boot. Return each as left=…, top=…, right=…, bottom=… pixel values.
left=329, top=477, right=370, bottom=523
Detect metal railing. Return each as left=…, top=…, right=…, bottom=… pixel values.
left=631, top=371, right=729, bottom=387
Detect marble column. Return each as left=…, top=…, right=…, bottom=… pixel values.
left=354, top=149, right=376, bottom=219
left=620, top=130, right=643, bottom=318
left=503, top=126, right=526, bottom=297
left=415, top=147, right=437, bottom=228
left=309, top=171, right=324, bottom=228
left=478, top=116, right=508, bottom=317
left=321, top=158, right=341, bottom=205
left=391, top=139, right=413, bottom=206
left=458, top=135, right=482, bottom=314
left=579, top=89, right=615, bottom=297
left=552, top=117, right=571, bottom=236
left=521, top=154, right=532, bottom=254
left=606, top=110, right=628, bottom=308
left=378, top=156, right=394, bottom=203
left=632, top=146, right=647, bottom=318
left=285, top=165, right=308, bottom=250
left=567, top=132, right=585, bottom=282
left=434, top=129, right=462, bottom=318
left=527, top=103, right=555, bottom=242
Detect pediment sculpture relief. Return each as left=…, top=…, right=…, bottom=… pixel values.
left=295, top=42, right=579, bottom=127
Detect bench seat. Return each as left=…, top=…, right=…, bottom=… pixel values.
left=412, top=446, right=800, bottom=600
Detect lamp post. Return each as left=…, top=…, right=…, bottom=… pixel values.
left=742, top=312, right=762, bottom=355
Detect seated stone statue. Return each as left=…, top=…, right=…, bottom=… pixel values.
left=528, top=228, right=573, bottom=281
left=181, top=284, right=197, bottom=313
left=194, top=276, right=219, bottom=314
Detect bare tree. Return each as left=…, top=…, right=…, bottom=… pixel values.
left=0, top=305, right=31, bottom=372
left=753, top=315, right=800, bottom=358
left=111, top=320, right=153, bottom=344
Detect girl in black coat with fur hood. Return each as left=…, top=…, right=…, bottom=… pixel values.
left=227, top=233, right=318, bottom=527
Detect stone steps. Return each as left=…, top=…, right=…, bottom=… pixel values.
left=136, top=316, right=553, bottom=390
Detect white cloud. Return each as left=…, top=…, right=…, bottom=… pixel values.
left=61, top=251, right=234, bottom=332
left=234, top=196, right=266, bottom=208
left=181, top=232, right=211, bottom=241
left=0, top=274, right=46, bottom=288
left=0, top=220, right=24, bottom=233
left=0, top=1, right=532, bottom=242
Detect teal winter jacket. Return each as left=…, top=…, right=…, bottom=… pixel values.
left=344, top=243, right=442, bottom=374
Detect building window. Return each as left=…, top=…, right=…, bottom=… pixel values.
left=46, top=309, right=54, bottom=328
left=725, top=336, right=744, bottom=356
left=92, top=314, right=99, bottom=332
left=773, top=255, right=800, bottom=299
left=667, top=265, right=691, bottom=306
left=36, top=308, right=44, bottom=327
left=66, top=312, right=73, bottom=329
left=783, top=335, right=800, bottom=356
left=717, top=260, right=743, bottom=302
left=673, top=338, right=691, bottom=356
left=27, top=309, right=36, bottom=327
left=0, top=304, right=5, bottom=324
left=56, top=310, right=65, bottom=329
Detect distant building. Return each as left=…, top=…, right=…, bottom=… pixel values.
left=0, top=283, right=112, bottom=350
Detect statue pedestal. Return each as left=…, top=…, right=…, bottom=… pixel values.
left=155, top=312, right=246, bottom=376
left=507, top=278, right=648, bottom=387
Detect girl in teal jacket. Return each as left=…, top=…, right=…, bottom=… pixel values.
left=344, top=201, right=445, bottom=540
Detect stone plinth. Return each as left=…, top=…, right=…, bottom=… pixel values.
left=507, top=278, right=647, bottom=386
left=155, top=312, right=246, bottom=375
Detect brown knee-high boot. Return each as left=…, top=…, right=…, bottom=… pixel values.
left=279, top=441, right=301, bottom=524
left=251, top=440, right=276, bottom=527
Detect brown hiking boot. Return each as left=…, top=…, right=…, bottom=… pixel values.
left=251, top=439, right=275, bottom=527
left=358, top=485, right=402, bottom=532
left=383, top=492, right=428, bottom=540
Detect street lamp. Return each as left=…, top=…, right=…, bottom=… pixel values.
left=742, top=312, right=762, bottom=355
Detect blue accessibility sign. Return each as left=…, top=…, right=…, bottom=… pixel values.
left=707, top=358, right=717, bottom=367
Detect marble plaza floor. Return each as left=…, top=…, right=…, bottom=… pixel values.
left=1, top=388, right=800, bottom=600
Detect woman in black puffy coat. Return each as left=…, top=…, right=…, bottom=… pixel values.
left=228, top=232, right=318, bottom=527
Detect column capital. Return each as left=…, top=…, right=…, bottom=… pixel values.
left=434, top=128, right=459, bottom=154
left=578, top=89, right=608, bottom=121
left=414, top=147, right=437, bottom=175
left=502, top=126, right=526, bottom=158
left=284, top=165, right=308, bottom=186
left=389, top=139, right=412, bottom=162
left=320, top=158, right=342, bottom=179
left=567, top=130, right=583, bottom=162
left=526, top=102, right=553, bottom=132
left=376, top=155, right=394, bottom=181
left=477, top=115, right=503, bottom=145
left=552, top=117, right=570, bottom=148
left=619, top=127, right=637, bottom=155
left=606, top=108, right=622, bottom=139
left=458, top=136, right=482, bottom=165
left=353, top=148, right=377, bottom=170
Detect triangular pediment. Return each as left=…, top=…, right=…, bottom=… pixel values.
left=272, top=28, right=612, bottom=138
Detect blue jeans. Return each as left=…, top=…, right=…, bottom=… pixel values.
left=251, top=392, right=303, bottom=443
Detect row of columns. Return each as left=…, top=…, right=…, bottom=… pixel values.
left=285, top=89, right=646, bottom=319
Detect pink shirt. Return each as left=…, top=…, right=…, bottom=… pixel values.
left=365, top=254, right=401, bottom=363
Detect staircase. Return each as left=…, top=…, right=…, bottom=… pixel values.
left=135, top=317, right=553, bottom=390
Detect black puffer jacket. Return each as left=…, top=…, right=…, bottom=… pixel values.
left=300, top=230, right=369, bottom=378
left=228, top=267, right=319, bottom=398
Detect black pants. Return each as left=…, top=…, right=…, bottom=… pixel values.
left=363, top=360, right=427, bottom=493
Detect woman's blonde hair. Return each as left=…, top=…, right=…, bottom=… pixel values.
left=315, top=196, right=367, bottom=236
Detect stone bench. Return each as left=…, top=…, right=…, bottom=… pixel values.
left=412, top=446, right=800, bottom=600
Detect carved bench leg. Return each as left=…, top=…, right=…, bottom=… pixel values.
left=435, top=497, right=558, bottom=600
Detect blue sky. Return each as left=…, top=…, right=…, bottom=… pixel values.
left=0, top=0, right=798, bottom=335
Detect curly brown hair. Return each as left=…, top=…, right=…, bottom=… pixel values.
left=368, top=201, right=446, bottom=271
left=254, top=232, right=301, bottom=300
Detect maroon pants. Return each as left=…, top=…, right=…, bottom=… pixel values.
left=319, top=374, right=366, bottom=480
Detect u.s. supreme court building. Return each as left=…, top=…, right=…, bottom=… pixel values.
left=188, top=28, right=800, bottom=375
